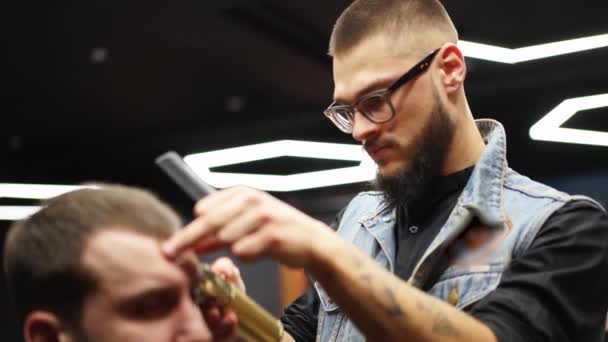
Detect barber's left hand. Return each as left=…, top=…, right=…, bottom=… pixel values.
left=202, top=257, right=244, bottom=341
left=162, top=186, right=336, bottom=268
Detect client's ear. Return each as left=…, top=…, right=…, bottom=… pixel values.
left=24, top=311, right=71, bottom=342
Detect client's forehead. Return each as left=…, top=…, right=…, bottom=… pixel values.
left=81, top=229, right=193, bottom=297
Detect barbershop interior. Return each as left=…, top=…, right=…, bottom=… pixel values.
left=2, top=1, right=608, bottom=341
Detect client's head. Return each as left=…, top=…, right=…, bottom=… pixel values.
left=3, top=185, right=212, bottom=342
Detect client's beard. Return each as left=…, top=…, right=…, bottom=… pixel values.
left=373, top=99, right=456, bottom=209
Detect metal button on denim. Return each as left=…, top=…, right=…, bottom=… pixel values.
left=409, top=226, right=419, bottom=234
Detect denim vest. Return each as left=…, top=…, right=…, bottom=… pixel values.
left=314, top=119, right=603, bottom=341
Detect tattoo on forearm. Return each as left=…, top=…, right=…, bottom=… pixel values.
left=382, top=286, right=404, bottom=316
left=416, top=298, right=460, bottom=337
left=432, top=313, right=459, bottom=336
left=349, top=256, right=460, bottom=338
left=359, top=271, right=404, bottom=318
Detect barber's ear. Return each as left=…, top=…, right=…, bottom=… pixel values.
left=24, top=311, right=72, bottom=342
left=436, top=43, right=466, bottom=94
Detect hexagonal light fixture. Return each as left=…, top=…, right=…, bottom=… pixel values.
left=0, top=183, right=94, bottom=200
left=459, top=33, right=608, bottom=64
left=0, top=184, right=98, bottom=220
left=184, top=140, right=376, bottom=192
left=0, top=206, right=41, bottom=221
left=529, top=93, right=608, bottom=146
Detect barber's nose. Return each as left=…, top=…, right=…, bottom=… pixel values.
left=176, top=300, right=213, bottom=342
left=351, top=111, right=380, bottom=143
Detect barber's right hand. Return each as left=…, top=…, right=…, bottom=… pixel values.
left=202, top=257, right=245, bottom=341
left=162, top=186, right=337, bottom=270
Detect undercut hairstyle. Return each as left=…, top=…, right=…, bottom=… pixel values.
left=3, top=185, right=181, bottom=330
left=329, top=0, right=458, bottom=58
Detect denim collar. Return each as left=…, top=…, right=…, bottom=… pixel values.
left=460, top=119, right=508, bottom=227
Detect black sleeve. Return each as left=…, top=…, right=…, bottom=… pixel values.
left=280, top=208, right=346, bottom=342
left=469, top=200, right=608, bottom=342
left=281, top=287, right=320, bottom=342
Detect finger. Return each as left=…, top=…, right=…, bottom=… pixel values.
left=211, top=257, right=236, bottom=274
left=204, top=304, right=222, bottom=326
left=192, top=235, right=227, bottom=255
left=211, top=257, right=246, bottom=292
left=212, top=310, right=238, bottom=340
left=231, top=229, right=277, bottom=262
left=216, top=205, right=270, bottom=243
left=220, top=309, right=238, bottom=328
left=194, top=186, right=257, bottom=216
left=164, top=188, right=262, bottom=258
left=162, top=216, right=216, bottom=258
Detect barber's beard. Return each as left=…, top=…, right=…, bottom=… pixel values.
left=373, top=100, right=455, bottom=209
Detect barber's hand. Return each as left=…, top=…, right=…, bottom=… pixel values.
left=202, top=257, right=245, bottom=341
left=163, top=186, right=336, bottom=269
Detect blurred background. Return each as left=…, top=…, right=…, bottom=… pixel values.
left=1, top=1, right=608, bottom=340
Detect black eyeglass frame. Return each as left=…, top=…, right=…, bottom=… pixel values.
left=323, top=48, right=440, bottom=133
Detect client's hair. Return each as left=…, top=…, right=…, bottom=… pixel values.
left=3, top=185, right=181, bottom=329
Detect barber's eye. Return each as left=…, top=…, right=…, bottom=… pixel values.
left=360, top=95, right=385, bottom=114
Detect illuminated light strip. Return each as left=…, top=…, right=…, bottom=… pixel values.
left=459, top=33, right=608, bottom=64
left=185, top=140, right=377, bottom=192
left=0, top=184, right=97, bottom=199
left=0, top=206, right=41, bottom=221
left=459, top=41, right=515, bottom=64
left=186, top=140, right=366, bottom=167
left=529, top=93, right=608, bottom=146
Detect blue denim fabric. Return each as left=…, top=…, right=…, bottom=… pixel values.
left=314, top=119, right=603, bottom=341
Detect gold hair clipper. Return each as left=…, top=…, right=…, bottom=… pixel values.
left=194, top=263, right=284, bottom=342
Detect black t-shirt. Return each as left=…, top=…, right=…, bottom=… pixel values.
left=281, top=168, right=608, bottom=342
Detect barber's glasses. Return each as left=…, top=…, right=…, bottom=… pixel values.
left=323, top=49, right=440, bottom=134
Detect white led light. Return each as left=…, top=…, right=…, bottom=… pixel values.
left=186, top=140, right=365, bottom=168
left=529, top=93, right=608, bottom=146
left=459, top=41, right=516, bottom=64
left=185, top=140, right=377, bottom=192
left=460, top=33, right=608, bottom=64
left=0, top=206, right=41, bottom=221
left=0, top=184, right=97, bottom=199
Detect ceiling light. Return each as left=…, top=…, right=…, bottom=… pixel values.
left=184, top=140, right=376, bottom=192
left=460, top=33, right=608, bottom=64
left=0, top=206, right=41, bottom=221
left=0, top=184, right=97, bottom=199
left=529, top=93, right=608, bottom=146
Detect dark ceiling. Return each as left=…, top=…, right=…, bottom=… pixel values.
left=2, top=0, right=608, bottom=214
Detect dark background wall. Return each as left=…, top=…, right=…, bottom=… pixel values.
left=2, top=0, right=608, bottom=340
left=1, top=222, right=19, bottom=341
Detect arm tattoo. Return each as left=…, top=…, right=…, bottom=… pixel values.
left=416, top=298, right=460, bottom=337
left=349, top=257, right=460, bottom=337
left=359, top=271, right=404, bottom=318
left=382, top=286, right=404, bottom=316
left=432, top=313, right=459, bottom=336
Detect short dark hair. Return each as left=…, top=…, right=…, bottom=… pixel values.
left=3, top=185, right=181, bottom=329
left=329, top=0, right=458, bottom=57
